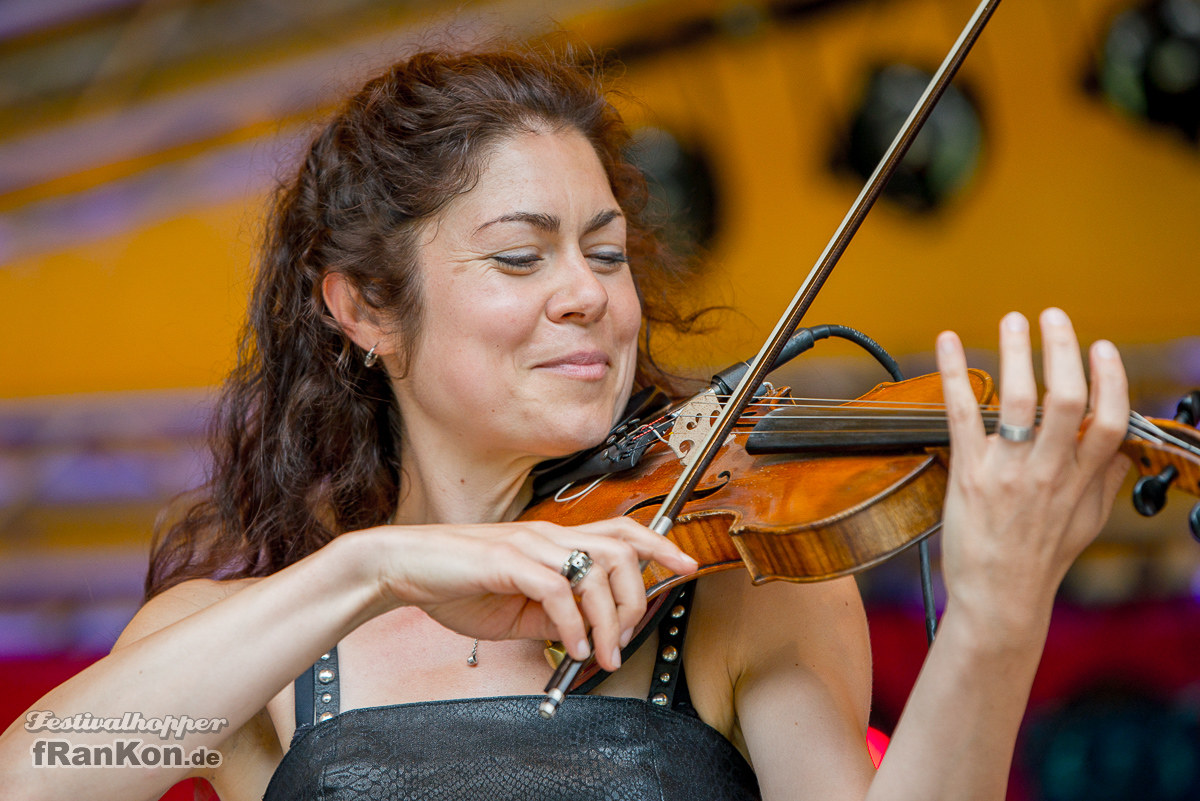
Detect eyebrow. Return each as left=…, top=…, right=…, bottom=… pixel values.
left=473, top=208, right=623, bottom=236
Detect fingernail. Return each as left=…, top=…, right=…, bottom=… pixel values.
left=683, top=554, right=699, bottom=569
left=576, top=640, right=591, bottom=659
left=1094, top=340, right=1117, bottom=359
left=1002, top=312, right=1026, bottom=332
left=620, top=628, right=633, bottom=647
left=1044, top=307, right=1068, bottom=325
left=611, top=647, right=622, bottom=668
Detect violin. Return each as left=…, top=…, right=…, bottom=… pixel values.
left=523, top=372, right=1200, bottom=594
left=521, top=369, right=1200, bottom=690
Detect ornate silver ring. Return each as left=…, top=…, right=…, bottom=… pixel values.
left=561, top=550, right=593, bottom=589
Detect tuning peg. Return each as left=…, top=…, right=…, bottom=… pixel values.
left=1132, top=465, right=1178, bottom=517
left=1190, top=502, right=1200, bottom=544
left=1176, top=391, right=1200, bottom=426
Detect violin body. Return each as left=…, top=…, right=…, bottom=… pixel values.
left=522, top=370, right=996, bottom=599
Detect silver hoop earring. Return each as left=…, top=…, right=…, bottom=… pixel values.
left=363, top=343, right=379, bottom=368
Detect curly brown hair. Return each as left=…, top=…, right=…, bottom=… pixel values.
left=145, top=45, right=702, bottom=600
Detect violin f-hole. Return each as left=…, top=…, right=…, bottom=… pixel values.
left=623, top=472, right=733, bottom=517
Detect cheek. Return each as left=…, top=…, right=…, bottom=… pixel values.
left=613, top=281, right=643, bottom=357
left=416, top=286, right=536, bottom=385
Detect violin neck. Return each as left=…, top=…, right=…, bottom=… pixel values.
left=744, top=405, right=955, bottom=455
left=742, top=404, right=1200, bottom=458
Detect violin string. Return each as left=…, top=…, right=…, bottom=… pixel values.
left=667, top=408, right=1200, bottom=458
left=811, top=423, right=1186, bottom=458
left=733, top=399, right=1015, bottom=414
left=736, top=397, right=1058, bottom=412
left=658, top=396, right=1199, bottom=456
left=728, top=407, right=1028, bottom=418
left=732, top=396, right=959, bottom=409
left=1129, top=412, right=1200, bottom=455
left=708, top=398, right=1145, bottom=430
left=734, top=398, right=1185, bottom=425
left=720, top=423, right=1200, bottom=459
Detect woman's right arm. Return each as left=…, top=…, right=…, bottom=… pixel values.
left=0, top=518, right=696, bottom=801
left=0, top=531, right=384, bottom=801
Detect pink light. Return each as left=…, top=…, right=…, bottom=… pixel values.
left=867, top=726, right=890, bottom=768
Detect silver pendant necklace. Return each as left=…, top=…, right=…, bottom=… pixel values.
left=467, top=639, right=479, bottom=666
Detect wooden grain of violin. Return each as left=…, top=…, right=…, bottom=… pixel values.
left=520, top=373, right=1200, bottom=599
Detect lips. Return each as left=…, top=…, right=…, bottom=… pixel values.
left=534, top=350, right=610, bottom=380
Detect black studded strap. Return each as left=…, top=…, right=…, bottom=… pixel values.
left=292, top=588, right=697, bottom=726
left=648, top=583, right=694, bottom=713
left=294, top=646, right=341, bottom=728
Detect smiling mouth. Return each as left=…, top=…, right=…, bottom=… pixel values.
left=535, top=352, right=610, bottom=381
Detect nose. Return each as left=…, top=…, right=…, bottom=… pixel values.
left=546, top=250, right=609, bottom=324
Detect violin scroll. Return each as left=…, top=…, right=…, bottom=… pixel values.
left=1125, top=390, right=1200, bottom=543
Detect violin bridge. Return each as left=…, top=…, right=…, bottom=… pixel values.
left=667, top=390, right=723, bottom=468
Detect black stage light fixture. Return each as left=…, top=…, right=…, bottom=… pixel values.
left=1097, top=0, right=1200, bottom=143
left=624, top=126, right=720, bottom=256
left=834, top=63, right=984, bottom=212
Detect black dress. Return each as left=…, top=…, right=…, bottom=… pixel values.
left=263, top=585, right=761, bottom=801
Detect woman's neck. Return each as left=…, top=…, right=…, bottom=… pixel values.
left=392, top=429, right=539, bottom=526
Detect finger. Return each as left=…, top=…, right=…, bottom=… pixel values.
left=499, top=555, right=591, bottom=660
left=648, top=534, right=700, bottom=576
left=1101, top=452, right=1134, bottom=504
left=528, top=534, right=629, bottom=668
left=1062, top=452, right=1132, bottom=561
left=487, top=530, right=600, bottom=658
left=1034, top=308, right=1089, bottom=453
left=554, top=530, right=647, bottom=642
left=996, top=312, right=1037, bottom=446
left=587, top=535, right=650, bottom=645
left=573, top=567, right=624, bottom=671
left=937, top=329, right=986, bottom=464
left=1077, top=340, right=1130, bottom=471
left=585, top=517, right=699, bottom=576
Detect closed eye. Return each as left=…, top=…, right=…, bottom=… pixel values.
left=588, top=251, right=628, bottom=270
left=492, top=254, right=542, bottom=271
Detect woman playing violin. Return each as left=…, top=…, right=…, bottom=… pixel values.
left=0, top=45, right=1133, bottom=801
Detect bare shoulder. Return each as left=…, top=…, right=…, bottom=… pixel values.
left=690, top=569, right=870, bottom=683
left=685, top=570, right=874, bottom=793
left=113, top=577, right=260, bottom=650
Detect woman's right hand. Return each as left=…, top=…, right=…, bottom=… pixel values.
left=359, top=517, right=698, bottom=672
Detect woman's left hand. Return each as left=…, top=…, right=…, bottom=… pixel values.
left=936, top=308, right=1131, bottom=640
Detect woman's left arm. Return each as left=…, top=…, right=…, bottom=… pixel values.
left=731, top=568, right=1054, bottom=801
left=731, top=308, right=1131, bottom=801
left=720, top=574, right=876, bottom=801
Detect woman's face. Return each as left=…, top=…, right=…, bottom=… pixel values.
left=391, top=128, right=643, bottom=463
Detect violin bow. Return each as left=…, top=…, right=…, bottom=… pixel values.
left=540, top=0, right=1005, bottom=718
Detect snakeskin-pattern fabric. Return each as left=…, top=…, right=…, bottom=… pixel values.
left=263, top=694, right=760, bottom=801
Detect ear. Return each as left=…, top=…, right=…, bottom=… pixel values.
left=321, top=272, right=393, bottom=357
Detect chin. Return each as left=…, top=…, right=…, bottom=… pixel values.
left=528, top=409, right=617, bottom=459
left=538, top=428, right=610, bottom=459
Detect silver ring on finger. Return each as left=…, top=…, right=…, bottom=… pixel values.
left=561, top=549, right=593, bottom=589
left=997, top=422, right=1035, bottom=443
